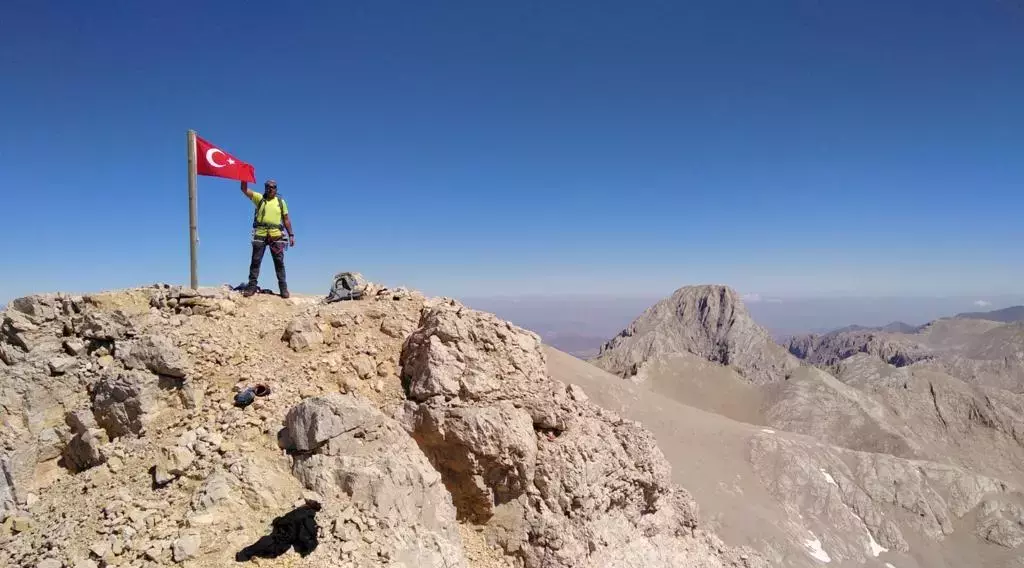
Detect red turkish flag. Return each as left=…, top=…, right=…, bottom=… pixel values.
left=195, top=135, right=256, bottom=183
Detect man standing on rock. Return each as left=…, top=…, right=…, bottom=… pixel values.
left=240, top=180, right=295, bottom=298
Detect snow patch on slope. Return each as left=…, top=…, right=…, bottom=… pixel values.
left=803, top=532, right=831, bottom=563
left=867, top=527, right=888, bottom=557
left=849, top=508, right=888, bottom=557
left=820, top=469, right=837, bottom=487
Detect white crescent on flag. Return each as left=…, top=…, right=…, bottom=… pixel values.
left=194, top=133, right=253, bottom=182
left=206, top=148, right=227, bottom=168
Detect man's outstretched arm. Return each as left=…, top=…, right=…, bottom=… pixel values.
left=240, top=181, right=256, bottom=199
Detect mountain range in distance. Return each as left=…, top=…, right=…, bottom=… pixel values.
left=465, top=294, right=1024, bottom=358
left=581, top=284, right=1024, bottom=567
left=954, top=305, right=1024, bottom=323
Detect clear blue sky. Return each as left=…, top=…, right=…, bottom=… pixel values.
left=3, top=1, right=1022, bottom=303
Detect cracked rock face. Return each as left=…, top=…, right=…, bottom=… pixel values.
left=786, top=331, right=934, bottom=369
left=90, top=370, right=162, bottom=439
left=788, top=317, right=1024, bottom=392
left=399, top=302, right=549, bottom=402
left=116, top=335, right=189, bottom=378
left=401, top=400, right=538, bottom=522
left=748, top=431, right=1022, bottom=564
left=279, top=394, right=384, bottom=452
left=281, top=394, right=468, bottom=567
left=281, top=316, right=324, bottom=352
left=0, top=457, right=15, bottom=519
left=398, top=300, right=759, bottom=568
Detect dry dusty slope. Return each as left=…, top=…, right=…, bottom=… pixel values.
left=0, top=284, right=761, bottom=568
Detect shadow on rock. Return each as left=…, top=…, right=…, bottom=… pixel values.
left=235, top=502, right=321, bottom=562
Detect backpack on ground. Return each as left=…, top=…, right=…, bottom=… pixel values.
left=325, top=272, right=367, bottom=302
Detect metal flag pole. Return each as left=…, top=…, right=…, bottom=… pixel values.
left=186, top=129, right=199, bottom=289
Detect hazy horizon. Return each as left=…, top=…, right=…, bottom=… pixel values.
left=463, top=292, right=1024, bottom=356
left=6, top=284, right=1021, bottom=338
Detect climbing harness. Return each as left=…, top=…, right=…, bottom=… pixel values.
left=251, top=195, right=289, bottom=249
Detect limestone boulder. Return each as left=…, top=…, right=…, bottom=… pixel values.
left=400, top=300, right=548, bottom=402
left=78, top=310, right=130, bottom=341
left=47, top=356, right=76, bottom=376
left=282, top=316, right=323, bottom=352
left=154, top=446, right=196, bottom=486
left=281, top=394, right=468, bottom=567
left=400, top=400, right=537, bottom=522
left=116, top=334, right=189, bottom=378
left=10, top=295, right=62, bottom=321
left=64, top=429, right=108, bottom=472
left=90, top=370, right=161, bottom=438
left=172, top=530, right=201, bottom=562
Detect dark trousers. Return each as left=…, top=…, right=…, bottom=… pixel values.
left=248, top=237, right=288, bottom=292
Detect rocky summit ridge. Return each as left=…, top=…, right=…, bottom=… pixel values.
left=0, top=284, right=760, bottom=568
left=786, top=313, right=1024, bottom=393
left=8, top=280, right=1024, bottom=568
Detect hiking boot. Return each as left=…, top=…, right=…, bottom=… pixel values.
left=242, top=286, right=257, bottom=298
left=279, top=290, right=290, bottom=299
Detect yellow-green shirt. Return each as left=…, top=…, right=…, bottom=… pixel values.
left=251, top=193, right=289, bottom=238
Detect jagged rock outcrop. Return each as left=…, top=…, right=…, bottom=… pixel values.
left=0, top=457, right=15, bottom=520
left=78, top=310, right=132, bottom=341
left=1, top=290, right=200, bottom=497
left=147, top=285, right=237, bottom=318
left=760, top=365, right=925, bottom=459
left=749, top=430, right=1024, bottom=563
left=116, top=334, right=189, bottom=378
left=788, top=317, right=1024, bottom=392
left=786, top=330, right=933, bottom=368
left=399, top=302, right=548, bottom=403
left=1, top=295, right=99, bottom=510
left=398, top=300, right=762, bottom=568
left=281, top=394, right=468, bottom=567
left=281, top=316, right=324, bottom=351
left=90, top=370, right=163, bottom=439
left=830, top=353, right=1024, bottom=484
left=402, top=401, right=538, bottom=522
left=978, top=501, right=1024, bottom=547
left=62, top=410, right=108, bottom=471
left=593, top=285, right=799, bottom=384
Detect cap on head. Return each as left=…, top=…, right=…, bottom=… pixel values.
left=264, top=179, right=277, bottom=189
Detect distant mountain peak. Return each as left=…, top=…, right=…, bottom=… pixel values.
left=593, top=284, right=799, bottom=384
left=826, top=321, right=919, bottom=336
left=955, top=305, right=1024, bottom=323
